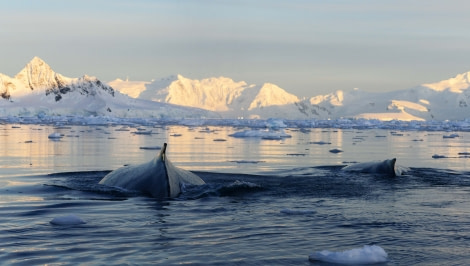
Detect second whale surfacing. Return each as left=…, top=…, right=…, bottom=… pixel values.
left=341, top=158, right=405, bottom=176
left=99, top=143, right=205, bottom=199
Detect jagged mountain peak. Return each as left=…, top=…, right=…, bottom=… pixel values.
left=248, top=83, right=299, bottom=110
left=16, top=56, right=53, bottom=77
left=14, top=56, right=61, bottom=91
left=29, top=56, right=47, bottom=66
left=0, top=57, right=118, bottom=102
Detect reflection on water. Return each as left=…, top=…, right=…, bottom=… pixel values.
left=1, top=124, right=469, bottom=178
left=1, top=123, right=470, bottom=265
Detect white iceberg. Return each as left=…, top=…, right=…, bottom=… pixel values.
left=229, top=129, right=291, bottom=139
left=309, top=245, right=388, bottom=264
left=47, top=132, right=63, bottom=139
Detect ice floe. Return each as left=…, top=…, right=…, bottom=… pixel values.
left=47, top=132, right=63, bottom=139
left=443, top=133, right=459, bottom=138
left=2, top=115, right=470, bottom=133
left=229, top=129, right=291, bottom=139
left=309, top=245, right=388, bottom=264
left=329, top=148, right=343, bottom=154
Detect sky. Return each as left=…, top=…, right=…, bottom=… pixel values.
left=2, top=0, right=470, bottom=97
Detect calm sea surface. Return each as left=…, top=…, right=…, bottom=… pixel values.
left=1, top=124, right=470, bottom=265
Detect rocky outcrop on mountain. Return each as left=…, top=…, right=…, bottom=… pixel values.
left=1, top=57, right=115, bottom=102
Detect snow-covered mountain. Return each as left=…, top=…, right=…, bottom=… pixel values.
left=111, top=74, right=315, bottom=119
left=307, top=72, right=470, bottom=121
left=2, top=57, right=470, bottom=121
left=110, top=71, right=470, bottom=121
left=0, top=57, right=218, bottom=119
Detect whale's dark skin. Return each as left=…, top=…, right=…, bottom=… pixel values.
left=341, top=158, right=397, bottom=176
left=99, top=143, right=205, bottom=198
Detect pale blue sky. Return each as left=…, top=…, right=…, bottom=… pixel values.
left=2, top=0, right=470, bottom=96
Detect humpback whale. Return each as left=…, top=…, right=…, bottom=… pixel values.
left=99, top=143, right=205, bottom=199
left=341, top=158, right=398, bottom=176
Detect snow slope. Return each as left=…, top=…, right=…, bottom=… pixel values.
left=107, top=78, right=149, bottom=98
left=2, top=57, right=470, bottom=121
left=138, top=75, right=254, bottom=111
left=303, top=70, right=470, bottom=121
left=109, top=71, right=469, bottom=120
left=0, top=57, right=219, bottom=119
left=114, top=74, right=314, bottom=119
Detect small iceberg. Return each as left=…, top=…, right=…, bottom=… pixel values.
left=229, top=129, right=291, bottom=139
left=329, top=148, right=343, bottom=153
left=48, top=132, right=63, bottom=139
left=133, top=130, right=153, bottom=135
left=443, top=133, right=459, bottom=139
left=309, top=245, right=388, bottom=264
left=50, top=214, right=86, bottom=226
left=229, top=160, right=265, bottom=164
left=139, top=146, right=162, bottom=150
left=309, top=141, right=331, bottom=145
left=115, top=127, right=130, bottom=131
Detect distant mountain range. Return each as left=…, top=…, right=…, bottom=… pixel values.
left=2, top=57, right=470, bottom=121
left=110, top=72, right=470, bottom=121
left=0, top=57, right=217, bottom=119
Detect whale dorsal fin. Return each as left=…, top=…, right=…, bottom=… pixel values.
left=161, top=143, right=168, bottom=161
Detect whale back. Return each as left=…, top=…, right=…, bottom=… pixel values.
left=99, top=144, right=170, bottom=198
left=342, top=158, right=397, bottom=176
left=99, top=143, right=205, bottom=199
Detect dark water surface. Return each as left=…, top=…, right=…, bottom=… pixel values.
left=1, top=124, right=470, bottom=265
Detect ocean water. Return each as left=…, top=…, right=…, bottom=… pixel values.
left=1, top=124, right=470, bottom=265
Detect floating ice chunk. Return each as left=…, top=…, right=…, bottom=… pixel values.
left=50, top=214, right=86, bottom=225
left=229, top=129, right=291, bottom=139
left=329, top=148, right=343, bottom=153
left=265, top=118, right=287, bottom=129
left=309, top=141, right=331, bottom=145
left=48, top=132, right=63, bottom=139
left=443, top=133, right=459, bottom=139
left=133, top=130, right=153, bottom=135
left=309, top=245, right=388, bottom=264
left=229, top=160, right=265, bottom=164
left=139, top=146, right=161, bottom=150
left=458, top=152, right=470, bottom=157
left=115, top=127, right=130, bottom=131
